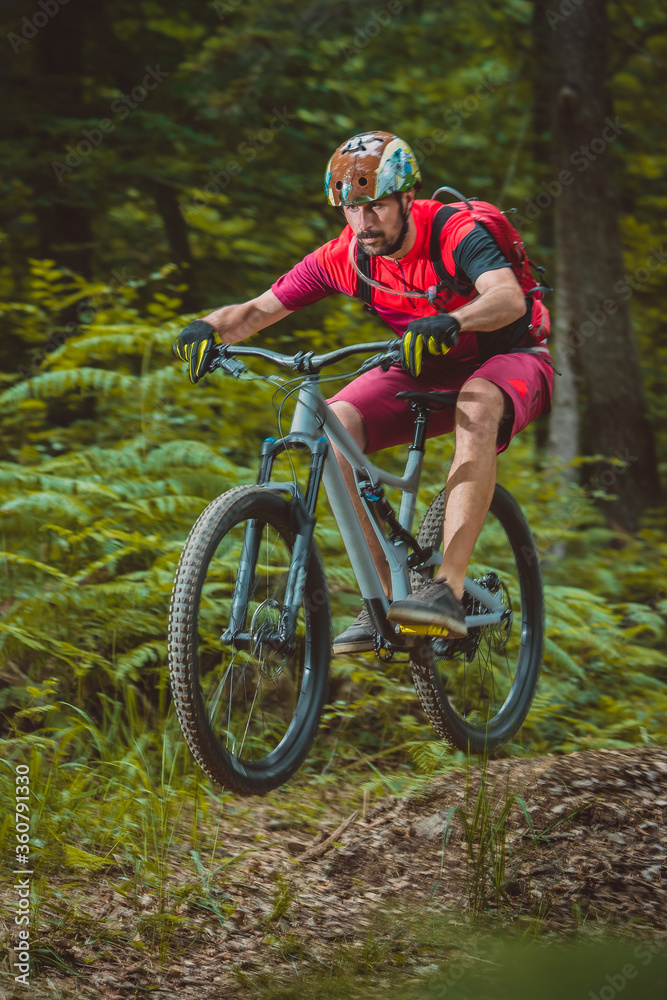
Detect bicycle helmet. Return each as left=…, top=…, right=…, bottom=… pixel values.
left=324, top=130, right=422, bottom=207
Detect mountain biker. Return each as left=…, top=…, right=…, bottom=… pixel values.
left=174, top=130, right=554, bottom=655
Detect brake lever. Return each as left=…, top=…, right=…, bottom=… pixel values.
left=358, top=341, right=402, bottom=375
left=208, top=345, right=248, bottom=379
left=357, top=351, right=386, bottom=375
left=380, top=342, right=403, bottom=371
left=380, top=348, right=402, bottom=371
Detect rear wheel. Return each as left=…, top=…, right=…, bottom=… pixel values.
left=169, top=486, right=330, bottom=795
left=409, top=484, right=543, bottom=753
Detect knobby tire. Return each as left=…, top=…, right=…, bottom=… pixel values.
left=168, top=485, right=331, bottom=795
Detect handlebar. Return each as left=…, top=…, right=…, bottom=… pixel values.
left=206, top=339, right=403, bottom=379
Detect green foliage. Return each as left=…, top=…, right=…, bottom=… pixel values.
left=499, top=452, right=667, bottom=751
left=0, top=262, right=665, bottom=773
left=445, top=766, right=533, bottom=917
left=0, top=1, right=665, bottom=981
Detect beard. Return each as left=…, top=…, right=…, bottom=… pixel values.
left=357, top=199, right=411, bottom=257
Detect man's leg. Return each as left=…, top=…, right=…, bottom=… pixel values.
left=435, top=377, right=509, bottom=599
left=388, top=377, right=509, bottom=635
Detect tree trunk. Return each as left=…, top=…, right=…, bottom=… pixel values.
left=146, top=181, right=199, bottom=311
left=549, top=0, right=660, bottom=530
left=548, top=82, right=580, bottom=477
left=530, top=0, right=560, bottom=457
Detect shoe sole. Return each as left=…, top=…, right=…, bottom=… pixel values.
left=387, top=606, right=468, bottom=638
left=331, top=640, right=376, bottom=655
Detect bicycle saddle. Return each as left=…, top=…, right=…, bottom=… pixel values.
left=395, top=390, right=459, bottom=411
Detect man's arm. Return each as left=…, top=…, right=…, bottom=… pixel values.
left=447, top=267, right=526, bottom=332
left=202, top=290, right=294, bottom=344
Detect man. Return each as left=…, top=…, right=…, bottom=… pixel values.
left=174, top=131, right=554, bottom=655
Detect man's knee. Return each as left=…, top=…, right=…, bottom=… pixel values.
left=329, top=400, right=368, bottom=451
left=455, top=379, right=509, bottom=441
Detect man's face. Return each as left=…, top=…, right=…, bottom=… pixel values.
left=343, top=192, right=414, bottom=256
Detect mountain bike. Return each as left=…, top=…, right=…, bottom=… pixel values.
left=168, top=339, right=544, bottom=796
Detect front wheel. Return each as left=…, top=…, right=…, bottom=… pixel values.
left=168, top=486, right=331, bottom=795
left=409, top=484, right=543, bottom=754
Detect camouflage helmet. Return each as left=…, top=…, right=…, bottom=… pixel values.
left=324, top=130, right=421, bottom=207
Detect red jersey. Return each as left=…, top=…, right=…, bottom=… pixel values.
left=271, top=199, right=540, bottom=365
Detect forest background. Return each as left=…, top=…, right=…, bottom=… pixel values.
left=0, top=0, right=666, bottom=985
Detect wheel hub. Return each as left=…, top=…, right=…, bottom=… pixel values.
left=250, top=599, right=285, bottom=678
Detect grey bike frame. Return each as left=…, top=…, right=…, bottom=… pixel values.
left=287, top=377, right=426, bottom=611
left=284, top=376, right=506, bottom=628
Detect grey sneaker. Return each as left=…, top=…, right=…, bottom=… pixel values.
left=387, top=578, right=467, bottom=638
left=332, top=605, right=376, bottom=655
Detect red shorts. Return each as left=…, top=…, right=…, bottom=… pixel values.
left=327, top=351, right=554, bottom=454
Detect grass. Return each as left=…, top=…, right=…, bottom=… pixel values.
left=1, top=617, right=665, bottom=995
left=452, top=760, right=534, bottom=917
left=0, top=711, right=665, bottom=998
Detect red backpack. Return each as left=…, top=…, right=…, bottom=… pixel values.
left=356, top=186, right=551, bottom=344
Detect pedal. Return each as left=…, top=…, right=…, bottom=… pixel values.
left=373, top=632, right=394, bottom=661
left=395, top=623, right=451, bottom=637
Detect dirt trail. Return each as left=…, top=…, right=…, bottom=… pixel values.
left=4, top=747, right=666, bottom=1000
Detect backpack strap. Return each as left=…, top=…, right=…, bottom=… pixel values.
left=355, top=203, right=480, bottom=311
left=429, top=205, right=473, bottom=298
left=355, top=241, right=376, bottom=314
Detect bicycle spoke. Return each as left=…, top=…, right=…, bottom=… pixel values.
left=239, top=681, right=261, bottom=757
left=196, top=511, right=311, bottom=764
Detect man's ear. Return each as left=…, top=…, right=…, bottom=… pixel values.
left=395, top=191, right=415, bottom=219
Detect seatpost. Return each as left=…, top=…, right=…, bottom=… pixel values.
left=396, top=402, right=431, bottom=534
left=410, top=404, right=431, bottom=452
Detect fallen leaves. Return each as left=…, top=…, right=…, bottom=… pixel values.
left=3, top=747, right=665, bottom=1000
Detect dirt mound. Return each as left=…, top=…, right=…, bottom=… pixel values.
left=4, top=747, right=666, bottom=1000
left=323, top=747, right=667, bottom=927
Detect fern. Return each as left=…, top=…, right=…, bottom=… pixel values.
left=45, top=329, right=168, bottom=365
left=0, top=368, right=136, bottom=406
left=0, top=260, right=664, bottom=761
left=1, top=490, right=93, bottom=520
left=0, top=552, right=72, bottom=582
left=115, top=641, right=167, bottom=677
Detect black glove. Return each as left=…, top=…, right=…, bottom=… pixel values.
left=401, top=314, right=460, bottom=378
left=173, top=320, right=217, bottom=384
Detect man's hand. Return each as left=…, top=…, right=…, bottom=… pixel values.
left=173, top=320, right=217, bottom=383
left=401, top=314, right=460, bottom=378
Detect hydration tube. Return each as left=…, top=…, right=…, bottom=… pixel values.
left=348, top=187, right=476, bottom=301
left=348, top=235, right=431, bottom=300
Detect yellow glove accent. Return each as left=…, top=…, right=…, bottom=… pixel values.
left=428, top=335, right=451, bottom=357
left=194, top=339, right=209, bottom=378
left=412, top=333, right=423, bottom=376
left=402, top=328, right=412, bottom=369
left=403, top=328, right=424, bottom=377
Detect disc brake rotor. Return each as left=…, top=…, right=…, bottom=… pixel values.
left=250, top=599, right=285, bottom=679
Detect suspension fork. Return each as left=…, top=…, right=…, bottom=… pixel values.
left=222, top=435, right=328, bottom=652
